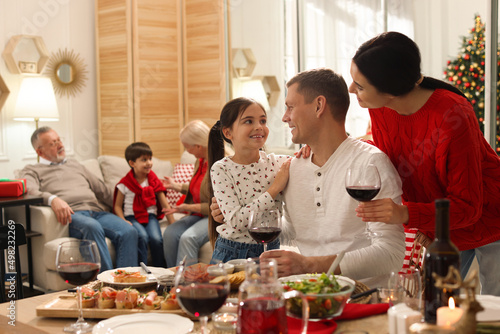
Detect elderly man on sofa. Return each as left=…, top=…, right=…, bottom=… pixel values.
left=20, top=126, right=138, bottom=272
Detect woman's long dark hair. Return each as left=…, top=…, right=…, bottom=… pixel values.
left=207, top=97, right=266, bottom=247
left=353, top=31, right=467, bottom=99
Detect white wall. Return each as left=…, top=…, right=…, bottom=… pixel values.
left=229, top=0, right=288, bottom=149
left=0, top=0, right=97, bottom=176
left=413, top=0, right=489, bottom=80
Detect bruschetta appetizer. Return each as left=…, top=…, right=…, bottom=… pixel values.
left=97, top=286, right=117, bottom=309
left=115, top=288, right=139, bottom=309
left=138, top=290, right=164, bottom=310
left=81, top=287, right=97, bottom=308
left=160, top=291, right=180, bottom=310
left=111, top=270, right=146, bottom=283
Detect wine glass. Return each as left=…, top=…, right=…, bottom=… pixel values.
left=389, top=268, right=423, bottom=312
left=56, top=239, right=101, bottom=333
left=345, top=164, right=382, bottom=239
left=175, top=259, right=230, bottom=334
left=248, top=209, right=282, bottom=252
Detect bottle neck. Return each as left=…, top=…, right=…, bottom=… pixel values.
left=435, top=206, right=450, bottom=241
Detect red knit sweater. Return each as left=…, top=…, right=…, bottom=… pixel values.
left=369, top=89, right=500, bottom=251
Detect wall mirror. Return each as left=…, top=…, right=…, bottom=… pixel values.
left=2, top=35, right=49, bottom=74
left=45, top=48, right=88, bottom=97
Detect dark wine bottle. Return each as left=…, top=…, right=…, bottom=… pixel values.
left=423, top=199, right=460, bottom=324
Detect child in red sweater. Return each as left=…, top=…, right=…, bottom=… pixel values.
left=349, top=31, right=500, bottom=296
left=114, top=142, right=174, bottom=267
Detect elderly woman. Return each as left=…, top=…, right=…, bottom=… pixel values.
left=162, top=120, right=210, bottom=268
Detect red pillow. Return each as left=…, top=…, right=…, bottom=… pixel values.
left=166, top=163, right=195, bottom=207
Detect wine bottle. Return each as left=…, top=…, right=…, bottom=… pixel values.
left=423, top=199, right=460, bottom=324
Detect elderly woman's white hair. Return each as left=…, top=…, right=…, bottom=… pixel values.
left=179, top=120, right=210, bottom=147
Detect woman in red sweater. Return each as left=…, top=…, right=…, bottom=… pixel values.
left=349, top=31, right=500, bottom=295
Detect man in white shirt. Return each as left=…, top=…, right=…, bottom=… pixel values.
left=213, top=68, right=405, bottom=287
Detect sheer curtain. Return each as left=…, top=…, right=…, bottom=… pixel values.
left=285, top=0, right=414, bottom=138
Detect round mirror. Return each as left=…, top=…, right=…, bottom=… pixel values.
left=56, top=63, right=73, bottom=84
left=45, top=48, right=88, bottom=97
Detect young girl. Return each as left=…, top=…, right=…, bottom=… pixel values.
left=113, top=142, right=174, bottom=267
left=208, top=97, right=292, bottom=263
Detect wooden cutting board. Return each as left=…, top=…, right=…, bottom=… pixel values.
left=36, top=293, right=187, bottom=319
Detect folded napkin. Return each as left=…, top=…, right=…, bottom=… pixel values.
left=287, top=317, right=337, bottom=334
left=335, top=303, right=390, bottom=320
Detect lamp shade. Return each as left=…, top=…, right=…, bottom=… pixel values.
left=232, top=79, right=271, bottom=111
left=14, top=77, right=59, bottom=121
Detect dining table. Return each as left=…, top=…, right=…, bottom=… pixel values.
left=0, top=290, right=390, bottom=333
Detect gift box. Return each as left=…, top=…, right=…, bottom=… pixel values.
left=0, top=178, right=27, bottom=197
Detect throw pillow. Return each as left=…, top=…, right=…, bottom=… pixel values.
left=166, top=163, right=195, bottom=207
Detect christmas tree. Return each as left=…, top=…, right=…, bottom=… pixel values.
left=444, top=14, right=500, bottom=154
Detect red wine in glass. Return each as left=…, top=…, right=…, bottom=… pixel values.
left=345, top=164, right=382, bottom=239
left=249, top=226, right=282, bottom=244
left=57, top=263, right=100, bottom=286
left=238, top=297, right=288, bottom=333
left=345, top=186, right=380, bottom=202
left=175, top=259, right=229, bottom=334
left=56, top=239, right=101, bottom=333
left=177, top=284, right=229, bottom=317
left=248, top=210, right=282, bottom=252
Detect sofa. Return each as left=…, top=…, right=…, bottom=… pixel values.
left=13, top=152, right=213, bottom=292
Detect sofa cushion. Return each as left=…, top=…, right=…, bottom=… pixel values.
left=81, top=158, right=105, bottom=182
left=97, top=155, right=132, bottom=192
left=166, top=163, right=195, bottom=207
left=151, top=156, right=175, bottom=179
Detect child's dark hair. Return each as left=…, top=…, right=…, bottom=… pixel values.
left=125, top=142, right=153, bottom=165
left=353, top=31, right=467, bottom=99
left=206, top=97, right=265, bottom=247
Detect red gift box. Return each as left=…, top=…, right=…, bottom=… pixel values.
left=0, top=178, right=27, bottom=197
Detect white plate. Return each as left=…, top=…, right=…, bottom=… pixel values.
left=93, top=313, right=193, bottom=334
left=469, top=295, right=500, bottom=322
left=97, top=266, right=174, bottom=287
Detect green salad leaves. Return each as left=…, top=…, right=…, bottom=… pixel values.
left=283, top=273, right=342, bottom=294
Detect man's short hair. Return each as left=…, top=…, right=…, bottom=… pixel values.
left=125, top=142, right=153, bottom=164
left=31, top=126, right=53, bottom=149
left=287, top=68, right=350, bottom=122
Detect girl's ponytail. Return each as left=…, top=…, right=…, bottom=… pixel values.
left=207, top=120, right=226, bottom=247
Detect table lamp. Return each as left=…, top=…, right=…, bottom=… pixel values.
left=232, top=79, right=271, bottom=111
left=14, top=77, right=59, bottom=161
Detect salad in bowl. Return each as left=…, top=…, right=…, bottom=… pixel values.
left=281, top=273, right=355, bottom=320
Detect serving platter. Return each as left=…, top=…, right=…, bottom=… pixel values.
left=36, top=293, right=186, bottom=319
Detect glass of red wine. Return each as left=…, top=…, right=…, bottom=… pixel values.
left=174, top=259, right=230, bottom=334
left=56, top=239, right=101, bottom=333
left=248, top=209, right=282, bottom=252
left=345, top=164, right=382, bottom=239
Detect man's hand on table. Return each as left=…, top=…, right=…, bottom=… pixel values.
left=261, top=250, right=342, bottom=277
left=51, top=197, right=74, bottom=225
left=260, top=250, right=312, bottom=277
